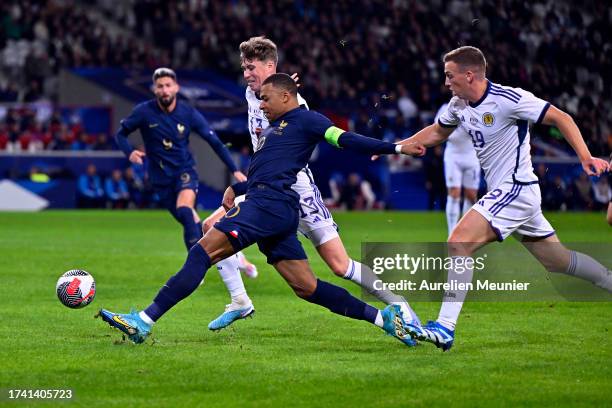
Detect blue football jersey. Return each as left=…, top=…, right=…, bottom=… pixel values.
left=115, top=99, right=237, bottom=184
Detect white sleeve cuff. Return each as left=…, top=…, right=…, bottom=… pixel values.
left=394, top=144, right=403, bottom=154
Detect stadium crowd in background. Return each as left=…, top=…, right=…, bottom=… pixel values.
left=0, top=0, right=610, bottom=212
left=0, top=106, right=113, bottom=151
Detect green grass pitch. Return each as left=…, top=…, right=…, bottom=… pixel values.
left=0, top=211, right=610, bottom=407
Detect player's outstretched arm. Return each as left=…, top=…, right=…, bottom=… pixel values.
left=325, top=126, right=425, bottom=157
left=371, top=123, right=450, bottom=160
left=542, top=105, right=610, bottom=176
left=398, top=123, right=453, bottom=148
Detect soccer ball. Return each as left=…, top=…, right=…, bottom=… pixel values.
left=56, top=269, right=96, bottom=308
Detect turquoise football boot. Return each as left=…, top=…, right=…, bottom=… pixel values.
left=381, top=304, right=417, bottom=347
left=208, top=304, right=255, bottom=331
left=97, top=308, right=151, bottom=344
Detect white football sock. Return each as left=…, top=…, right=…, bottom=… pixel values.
left=236, top=251, right=248, bottom=268
left=217, top=255, right=251, bottom=304
left=446, top=196, right=461, bottom=236
left=139, top=311, right=155, bottom=325
left=345, top=259, right=420, bottom=323
left=566, top=251, right=612, bottom=292
left=374, top=311, right=384, bottom=328
left=437, top=256, right=474, bottom=331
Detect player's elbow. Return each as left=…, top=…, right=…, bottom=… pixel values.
left=607, top=204, right=612, bottom=226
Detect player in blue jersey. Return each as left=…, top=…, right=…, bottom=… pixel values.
left=114, top=68, right=246, bottom=250
left=98, top=73, right=426, bottom=346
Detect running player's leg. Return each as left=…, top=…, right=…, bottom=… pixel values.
left=203, top=202, right=256, bottom=330
left=266, top=236, right=414, bottom=346
left=444, top=159, right=462, bottom=236
left=174, top=170, right=202, bottom=249
left=313, top=231, right=420, bottom=324
left=461, top=164, right=481, bottom=219
left=297, top=174, right=419, bottom=324
left=519, top=222, right=612, bottom=292
left=98, top=226, right=235, bottom=343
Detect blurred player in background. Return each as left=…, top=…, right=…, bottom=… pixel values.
left=98, top=73, right=426, bottom=346
left=434, top=103, right=482, bottom=236
left=115, top=68, right=246, bottom=250
left=398, top=46, right=611, bottom=351
left=203, top=36, right=420, bottom=331
left=607, top=155, right=612, bottom=225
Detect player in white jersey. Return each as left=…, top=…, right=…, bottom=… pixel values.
left=434, top=103, right=482, bottom=236
left=203, top=36, right=420, bottom=331
left=396, top=46, right=610, bottom=351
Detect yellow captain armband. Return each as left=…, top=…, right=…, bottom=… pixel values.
left=324, top=126, right=345, bottom=148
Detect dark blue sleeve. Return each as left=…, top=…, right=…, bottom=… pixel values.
left=337, top=132, right=397, bottom=155
left=231, top=181, right=248, bottom=196
left=192, top=109, right=238, bottom=173
left=304, top=110, right=334, bottom=141
left=115, top=105, right=143, bottom=157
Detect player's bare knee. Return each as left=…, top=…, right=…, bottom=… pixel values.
left=447, top=231, right=475, bottom=256
left=328, top=257, right=349, bottom=277
left=291, top=280, right=316, bottom=299
left=465, top=190, right=478, bottom=203
left=448, top=187, right=461, bottom=199
left=202, top=218, right=215, bottom=233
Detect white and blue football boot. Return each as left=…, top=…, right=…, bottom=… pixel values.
left=405, top=320, right=454, bottom=351
left=97, top=308, right=151, bottom=344
left=208, top=303, right=255, bottom=331
left=381, top=304, right=417, bottom=347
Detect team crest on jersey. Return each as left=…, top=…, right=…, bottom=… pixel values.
left=482, top=112, right=495, bottom=127
left=273, top=120, right=288, bottom=135
left=181, top=172, right=191, bottom=183
left=177, top=123, right=185, bottom=135
left=162, top=138, right=173, bottom=150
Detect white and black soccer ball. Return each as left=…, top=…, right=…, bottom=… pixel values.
left=56, top=269, right=96, bottom=308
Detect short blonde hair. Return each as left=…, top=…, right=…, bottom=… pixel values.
left=239, top=36, right=278, bottom=64
left=443, top=46, right=487, bottom=74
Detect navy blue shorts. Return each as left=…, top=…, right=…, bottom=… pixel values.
left=214, top=195, right=307, bottom=265
left=152, top=167, right=199, bottom=209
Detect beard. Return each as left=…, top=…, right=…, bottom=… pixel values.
left=157, top=95, right=175, bottom=108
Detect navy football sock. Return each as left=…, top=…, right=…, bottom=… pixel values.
left=144, top=244, right=211, bottom=322
left=175, top=206, right=201, bottom=249
left=305, top=279, right=378, bottom=324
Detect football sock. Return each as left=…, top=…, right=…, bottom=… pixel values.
left=175, top=206, right=201, bottom=249
left=446, top=195, right=461, bottom=236
left=138, top=311, right=154, bottom=326
left=305, top=279, right=379, bottom=325
left=344, top=259, right=419, bottom=322
left=143, top=244, right=211, bottom=322
left=462, top=197, right=474, bottom=218
left=217, top=255, right=250, bottom=303
left=437, top=256, right=474, bottom=331
left=236, top=251, right=248, bottom=268
left=565, top=251, right=612, bottom=292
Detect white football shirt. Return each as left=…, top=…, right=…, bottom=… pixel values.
left=434, top=103, right=478, bottom=165
left=437, top=81, right=550, bottom=189
left=246, top=87, right=308, bottom=151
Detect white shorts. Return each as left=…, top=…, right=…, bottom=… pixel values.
left=293, top=167, right=338, bottom=245
left=236, top=168, right=338, bottom=247
left=444, top=157, right=481, bottom=190
left=472, top=180, right=555, bottom=241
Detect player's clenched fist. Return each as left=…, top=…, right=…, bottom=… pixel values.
left=129, top=150, right=146, bottom=164
left=400, top=141, right=426, bottom=157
